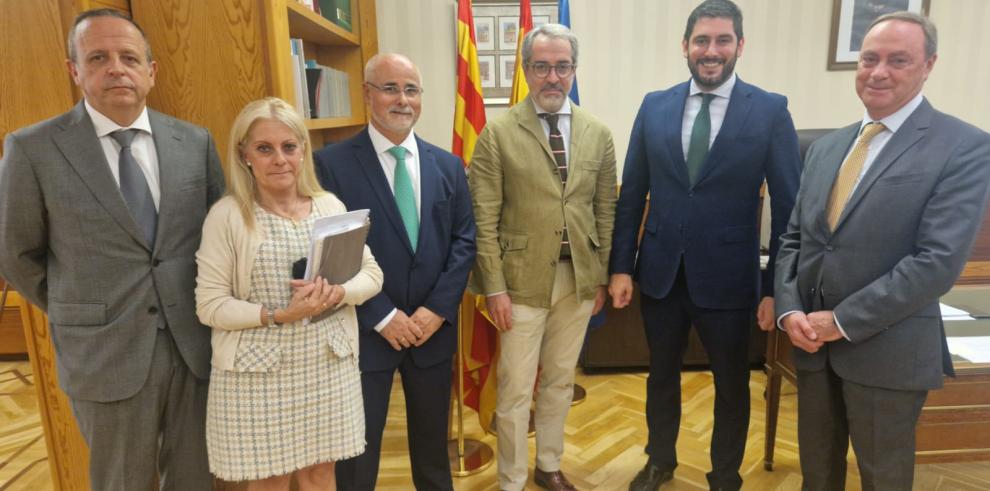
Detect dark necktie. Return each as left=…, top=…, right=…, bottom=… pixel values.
left=686, top=93, right=715, bottom=185
left=540, top=113, right=570, bottom=259
left=110, top=129, right=157, bottom=246
left=387, top=146, right=419, bottom=251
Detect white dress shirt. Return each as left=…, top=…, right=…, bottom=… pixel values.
left=533, top=97, right=573, bottom=164
left=85, top=100, right=161, bottom=210
left=367, top=123, right=422, bottom=219
left=681, top=73, right=736, bottom=159
left=367, top=124, right=422, bottom=332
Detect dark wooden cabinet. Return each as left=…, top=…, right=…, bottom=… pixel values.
left=581, top=284, right=766, bottom=369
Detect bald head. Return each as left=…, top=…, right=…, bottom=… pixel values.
left=364, top=53, right=422, bottom=84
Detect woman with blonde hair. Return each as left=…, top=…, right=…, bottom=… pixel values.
left=196, top=97, right=380, bottom=490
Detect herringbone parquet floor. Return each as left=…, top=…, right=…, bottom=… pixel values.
left=2, top=361, right=988, bottom=490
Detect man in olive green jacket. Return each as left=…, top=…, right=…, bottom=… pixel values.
left=469, top=23, right=616, bottom=491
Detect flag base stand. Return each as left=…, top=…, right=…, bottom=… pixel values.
left=451, top=296, right=495, bottom=478
left=448, top=438, right=494, bottom=477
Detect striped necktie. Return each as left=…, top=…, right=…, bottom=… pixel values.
left=540, top=113, right=570, bottom=259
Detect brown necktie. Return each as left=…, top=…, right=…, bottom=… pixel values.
left=540, top=113, right=570, bottom=259
left=826, top=122, right=886, bottom=230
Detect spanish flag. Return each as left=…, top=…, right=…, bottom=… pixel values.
left=509, top=0, right=533, bottom=106
left=452, top=0, right=498, bottom=431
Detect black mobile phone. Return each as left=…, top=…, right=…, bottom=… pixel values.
left=291, top=257, right=308, bottom=280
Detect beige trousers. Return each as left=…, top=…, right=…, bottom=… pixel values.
left=495, top=261, right=594, bottom=490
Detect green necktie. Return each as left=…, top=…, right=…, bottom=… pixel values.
left=388, top=146, right=418, bottom=251
left=686, top=93, right=715, bottom=185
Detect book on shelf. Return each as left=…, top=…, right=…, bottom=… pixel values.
left=289, top=38, right=311, bottom=118
left=304, top=61, right=352, bottom=119
left=317, top=0, right=352, bottom=31
left=304, top=209, right=371, bottom=322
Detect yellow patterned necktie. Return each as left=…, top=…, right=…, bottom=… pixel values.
left=826, top=122, right=887, bottom=230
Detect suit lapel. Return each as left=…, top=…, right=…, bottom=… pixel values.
left=814, top=125, right=858, bottom=236
left=564, top=104, right=590, bottom=199
left=664, top=83, right=691, bottom=188
left=515, top=97, right=559, bottom=180
left=53, top=102, right=149, bottom=249
left=352, top=130, right=415, bottom=255
left=834, top=101, right=932, bottom=232
left=417, top=138, right=440, bottom=254
left=150, top=111, right=184, bottom=253
left=696, top=80, right=753, bottom=186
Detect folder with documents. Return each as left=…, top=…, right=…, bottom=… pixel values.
left=304, top=209, right=371, bottom=322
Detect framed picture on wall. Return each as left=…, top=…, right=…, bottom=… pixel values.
left=828, top=0, right=931, bottom=70
left=499, top=54, right=516, bottom=88
left=478, top=55, right=496, bottom=88
left=475, top=16, right=495, bottom=51
left=498, top=16, right=519, bottom=51
left=457, top=1, right=559, bottom=103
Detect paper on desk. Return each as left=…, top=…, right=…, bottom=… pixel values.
left=946, top=336, right=990, bottom=363
left=940, top=302, right=975, bottom=320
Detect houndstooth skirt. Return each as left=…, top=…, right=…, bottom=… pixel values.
left=206, top=208, right=365, bottom=481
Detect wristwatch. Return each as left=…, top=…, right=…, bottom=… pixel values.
left=266, top=307, right=278, bottom=328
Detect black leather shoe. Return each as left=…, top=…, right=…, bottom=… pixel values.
left=628, top=462, right=674, bottom=491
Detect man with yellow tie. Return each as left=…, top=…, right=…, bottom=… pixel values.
left=775, top=12, right=990, bottom=490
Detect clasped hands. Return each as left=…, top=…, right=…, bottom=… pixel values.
left=379, top=307, right=444, bottom=351
left=781, top=310, right=844, bottom=353
left=278, top=276, right=345, bottom=323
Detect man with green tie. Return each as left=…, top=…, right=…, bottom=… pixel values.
left=314, top=53, right=477, bottom=490
left=608, top=1, right=801, bottom=489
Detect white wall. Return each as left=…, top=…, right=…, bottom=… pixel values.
left=376, top=0, right=990, bottom=179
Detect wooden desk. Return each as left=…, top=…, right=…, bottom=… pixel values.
left=763, top=286, right=990, bottom=469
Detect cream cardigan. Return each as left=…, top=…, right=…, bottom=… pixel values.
left=195, top=194, right=383, bottom=370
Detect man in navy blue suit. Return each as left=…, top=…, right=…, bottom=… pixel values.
left=608, top=2, right=801, bottom=490
left=314, top=53, right=476, bottom=491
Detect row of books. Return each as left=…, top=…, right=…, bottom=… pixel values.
left=290, top=38, right=352, bottom=119
left=297, top=0, right=352, bottom=32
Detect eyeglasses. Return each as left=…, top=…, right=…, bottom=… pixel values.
left=366, top=82, right=424, bottom=98
left=525, top=62, right=576, bottom=78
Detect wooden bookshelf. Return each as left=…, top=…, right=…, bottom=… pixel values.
left=134, top=0, right=378, bottom=164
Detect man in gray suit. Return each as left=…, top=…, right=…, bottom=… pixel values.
left=0, top=9, right=223, bottom=490
left=775, top=12, right=990, bottom=490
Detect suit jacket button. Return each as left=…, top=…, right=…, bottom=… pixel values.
left=550, top=260, right=556, bottom=267
left=825, top=246, right=834, bottom=252
left=809, top=287, right=816, bottom=294
left=148, top=306, right=158, bottom=314
left=153, top=259, right=162, bottom=267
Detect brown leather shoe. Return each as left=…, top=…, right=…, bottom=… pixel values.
left=534, top=467, right=577, bottom=491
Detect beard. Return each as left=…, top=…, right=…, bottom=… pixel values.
left=688, top=53, right=738, bottom=90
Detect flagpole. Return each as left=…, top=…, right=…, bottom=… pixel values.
left=448, top=297, right=493, bottom=476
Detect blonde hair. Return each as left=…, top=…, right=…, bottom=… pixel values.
left=226, top=97, right=327, bottom=229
